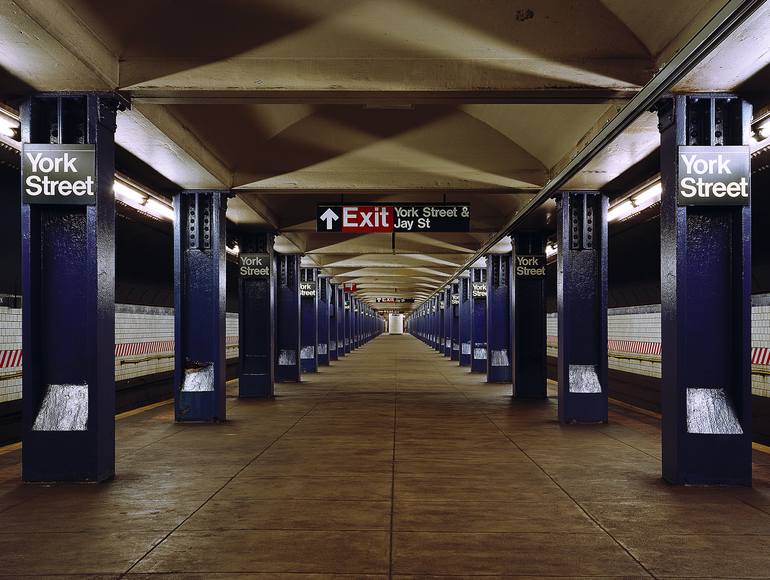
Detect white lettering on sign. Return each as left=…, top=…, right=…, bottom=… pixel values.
left=472, top=282, right=487, bottom=298
left=239, top=253, right=270, bottom=277
left=317, top=204, right=470, bottom=232
left=342, top=206, right=392, bottom=231
left=515, top=255, right=546, bottom=278
left=22, top=144, right=97, bottom=205
left=677, top=146, right=750, bottom=206
left=680, top=154, right=733, bottom=175
left=300, top=282, right=316, bottom=297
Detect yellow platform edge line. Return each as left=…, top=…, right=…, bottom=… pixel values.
left=115, top=398, right=173, bottom=420
left=0, top=442, right=21, bottom=456
left=3, top=378, right=768, bottom=456
left=0, top=378, right=242, bottom=455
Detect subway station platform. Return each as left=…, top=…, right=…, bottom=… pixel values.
left=1, top=334, right=769, bottom=578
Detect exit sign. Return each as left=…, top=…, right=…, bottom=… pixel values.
left=317, top=204, right=469, bottom=233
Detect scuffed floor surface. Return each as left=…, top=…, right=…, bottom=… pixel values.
left=2, top=334, right=770, bottom=578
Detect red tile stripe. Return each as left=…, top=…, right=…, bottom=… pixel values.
left=0, top=337, right=239, bottom=370
left=0, top=349, right=22, bottom=369
left=547, top=336, right=770, bottom=365
left=607, top=339, right=662, bottom=356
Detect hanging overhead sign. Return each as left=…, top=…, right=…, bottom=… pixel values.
left=343, top=283, right=357, bottom=293
left=239, top=253, right=271, bottom=278
left=677, top=146, right=750, bottom=206
left=22, top=144, right=96, bottom=205
left=514, top=255, right=547, bottom=278
left=317, top=204, right=470, bottom=233
left=375, top=297, right=415, bottom=303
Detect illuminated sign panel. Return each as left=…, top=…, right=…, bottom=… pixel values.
left=317, top=204, right=470, bottom=232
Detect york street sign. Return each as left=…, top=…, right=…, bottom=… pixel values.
left=22, top=144, right=97, bottom=205
left=472, top=282, right=487, bottom=298
left=677, top=146, right=750, bottom=206
left=514, top=255, right=547, bottom=278
left=316, top=204, right=470, bottom=233
left=300, top=282, right=316, bottom=297
left=239, top=253, right=270, bottom=278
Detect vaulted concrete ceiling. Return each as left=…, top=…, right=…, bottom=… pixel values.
left=1, top=0, right=768, bottom=311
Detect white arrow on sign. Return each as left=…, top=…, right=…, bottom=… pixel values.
left=320, top=208, right=339, bottom=230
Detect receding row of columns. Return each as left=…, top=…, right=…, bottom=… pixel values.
left=18, top=92, right=753, bottom=487
left=410, top=94, right=754, bottom=486
left=18, top=93, right=384, bottom=483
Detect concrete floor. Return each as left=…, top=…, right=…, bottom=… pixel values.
left=1, top=335, right=770, bottom=578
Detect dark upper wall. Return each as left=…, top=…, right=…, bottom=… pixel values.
left=0, top=163, right=21, bottom=296
left=0, top=163, right=240, bottom=311
left=545, top=164, right=770, bottom=312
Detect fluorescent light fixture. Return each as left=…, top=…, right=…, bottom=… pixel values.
left=607, top=200, right=635, bottom=222
left=226, top=243, right=240, bottom=256
left=633, top=181, right=662, bottom=207
left=144, top=198, right=175, bottom=221
left=607, top=179, right=663, bottom=223
left=0, top=117, right=19, bottom=139
left=759, top=118, right=770, bottom=138
left=113, top=181, right=147, bottom=206
left=545, top=243, right=558, bottom=258
left=0, top=114, right=18, bottom=138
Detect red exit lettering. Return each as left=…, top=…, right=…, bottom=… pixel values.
left=341, top=206, right=394, bottom=232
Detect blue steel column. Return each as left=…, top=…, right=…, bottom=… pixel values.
left=658, top=95, right=752, bottom=485
left=427, top=298, right=434, bottom=348
left=487, top=254, right=512, bottom=383
left=438, top=291, right=446, bottom=353
left=344, top=291, right=352, bottom=352
left=556, top=192, right=608, bottom=423
left=450, top=281, right=460, bottom=360
left=359, top=299, right=364, bottom=347
left=238, top=232, right=276, bottom=398
left=328, top=282, right=339, bottom=361
left=336, top=285, right=346, bottom=357
left=21, top=93, right=123, bottom=482
left=470, top=265, right=488, bottom=373
left=276, top=254, right=301, bottom=382
left=429, top=298, right=436, bottom=349
left=434, top=297, right=442, bottom=351
left=512, top=234, right=547, bottom=398
left=442, top=288, right=452, bottom=356
left=174, top=190, right=228, bottom=423
left=300, top=267, right=319, bottom=373
left=360, top=301, right=366, bottom=345
left=355, top=299, right=362, bottom=348
left=352, top=298, right=360, bottom=349
left=459, top=275, right=472, bottom=366
left=317, top=276, right=331, bottom=366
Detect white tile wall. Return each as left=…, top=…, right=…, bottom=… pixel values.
left=548, top=301, right=770, bottom=398
left=0, top=304, right=240, bottom=403
left=0, top=305, right=22, bottom=403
